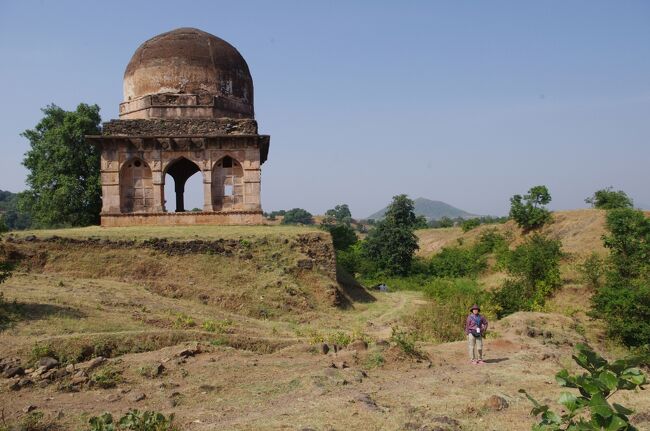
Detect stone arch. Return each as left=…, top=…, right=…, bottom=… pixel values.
left=163, top=156, right=202, bottom=212
left=120, top=157, right=153, bottom=213
left=212, top=155, right=244, bottom=211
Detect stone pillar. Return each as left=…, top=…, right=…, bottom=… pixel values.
left=203, top=170, right=213, bottom=212
left=151, top=171, right=165, bottom=213
left=100, top=152, right=121, bottom=214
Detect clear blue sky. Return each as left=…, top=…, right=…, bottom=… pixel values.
left=1, top=1, right=649, bottom=217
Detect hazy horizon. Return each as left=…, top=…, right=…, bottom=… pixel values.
left=1, top=1, right=649, bottom=218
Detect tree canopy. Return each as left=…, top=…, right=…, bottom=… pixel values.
left=509, top=185, right=552, bottom=231
left=280, top=208, right=314, bottom=225
left=19, top=104, right=102, bottom=227
left=585, top=187, right=633, bottom=210
left=362, top=194, right=419, bottom=275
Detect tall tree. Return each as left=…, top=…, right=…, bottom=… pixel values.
left=509, top=185, right=552, bottom=231
left=362, top=194, right=419, bottom=275
left=19, top=104, right=102, bottom=227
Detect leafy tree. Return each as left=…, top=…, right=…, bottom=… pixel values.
left=461, top=218, right=481, bottom=232
left=19, top=104, right=102, bottom=227
left=413, top=215, right=429, bottom=230
left=321, top=204, right=357, bottom=250
left=280, top=208, right=314, bottom=225
left=509, top=185, right=552, bottom=231
left=324, top=204, right=352, bottom=225
left=0, top=190, right=31, bottom=230
left=586, top=187, right=633, bottom=210
left=435, top=217, right=454, bottom=228
left=521, top=344, right=647, bottom=431
left=493, top=233, right=562, bottom=317
left=591, top=208, right=650, bottom=347
left=362, top=195, right=419, bottom=275
left=428, top=246, right=487, bottom=278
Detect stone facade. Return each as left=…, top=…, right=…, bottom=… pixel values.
left=89, top=28, right=270, bottom=226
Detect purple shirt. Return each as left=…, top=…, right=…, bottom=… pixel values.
left=465, top=313, right=488, bottom=335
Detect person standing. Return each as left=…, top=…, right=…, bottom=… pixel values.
left=466, top=304, right=488, bottom=365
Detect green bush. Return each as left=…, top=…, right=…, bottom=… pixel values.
left=390, top=326, right=426, bottom=359
left=461, top=218, right=481, bottom=232
left=578, top=252, right=605, bottom=289
left=585, top=187, right=633, bottom=210
left=592, top=208, right=650, bottom=347
left=280, top=208, right=314, bottom=225
left=509, top=185, right=552, bottom=231
left=520, top=343, right=647, bottom=430
left=87, top=410, right=178, bottom=431
left=322, top=223, right=357, bottom=250
left=492, top=233, right=562, bottom=317
left=91, top=365, right=122, bottom=389
left=428, top=246, right=486, bottom=278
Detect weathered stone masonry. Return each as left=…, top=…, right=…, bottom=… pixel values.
left=88, top=28, right=270, bottom=226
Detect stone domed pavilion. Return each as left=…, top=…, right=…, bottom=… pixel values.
left=88, top=28, right=270, bottom=226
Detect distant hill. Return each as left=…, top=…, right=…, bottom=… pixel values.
left=366, top=197, right=479, bottom=221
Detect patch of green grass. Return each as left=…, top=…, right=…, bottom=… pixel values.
left=202, top=318, right=232, bottom=333
left=91, top=365, right=122, bottom=389
left=173, top=313, right=196, bottom=329
left=363, top=352, right=385, bottom=369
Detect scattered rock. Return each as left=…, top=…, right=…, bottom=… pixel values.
left=129, top=392, right=146, bottom=402
left=348, top=340, right=368, bottom=351
left=85, top=356, right=106, bottom=371
left=354, top=393, right=382, bottom=412
left=65, top=364, right=75, bottom=373
left=36, top=357, right=58, bottom=371
left=154, top=363, right=165, bottom=376
left=296, top=259, right=314, bottom=269
left=106, top=393, right=121, bottom=403
left=177, top=346, right=200, bottom=358
left=22, top=405, right=37, bottom=413
left=483, top=395, right=509, bottom=411
left=3, top=366, right=24, bottom=378
left=10, top=377, right=33, bottom=391
left=320, top=343, right=330, bottom=355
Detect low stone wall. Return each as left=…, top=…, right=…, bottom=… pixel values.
left=101, top=211, right=264, bottom=227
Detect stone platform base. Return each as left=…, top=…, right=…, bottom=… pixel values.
left=101, top=211, right=264, bottom=227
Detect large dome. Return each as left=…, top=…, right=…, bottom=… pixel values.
left=122, top=28, right=254, bottom=119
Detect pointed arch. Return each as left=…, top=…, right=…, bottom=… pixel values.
left=163, top=157, right=202, bottom=212
left=212, top=155, right=244, bottom=210
left=120, top=157, right=153, bottom=213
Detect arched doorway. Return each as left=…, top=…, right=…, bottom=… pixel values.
left=212, top=156, right=244, bottom=211
left=164, top=157, right=202, bottom=212
left=120, top=158, right=153, bottom=213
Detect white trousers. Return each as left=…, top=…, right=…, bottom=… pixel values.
left=468, top=333, right=483, bottom=360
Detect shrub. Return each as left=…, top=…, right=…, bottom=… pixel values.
left=428, top=247, right=486, bottom=278
left=461, top=218, right=480, bottom=232
left=90, top=365, right=122, bottom=389
left=520, top=344, right=647, bottom=430
left=364, top=352, right=385, bottom=369
left=577, top=252, right=605, bottom=289
left=492, top=233, right=562, bottom=317
left=390, top=326, right=426, bottom=359
left=509, top=185, right=552, bottom=231
left=592, top=208, right=650, bottom=347
left=281, top=208, right=314, bottom=225
left=87, top=410, right=179, bottom=431
left=585, top=187, right=633, bottom=210
left=322, top=223, right=357, bottom=250
left=172, top=313, right=195, bottom=329
left=202, top=319, right=232, bottom=333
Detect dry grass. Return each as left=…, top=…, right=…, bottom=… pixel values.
left=11, top=224, right=319, bottom=241
left=2, top=214, right=649, bottom=430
